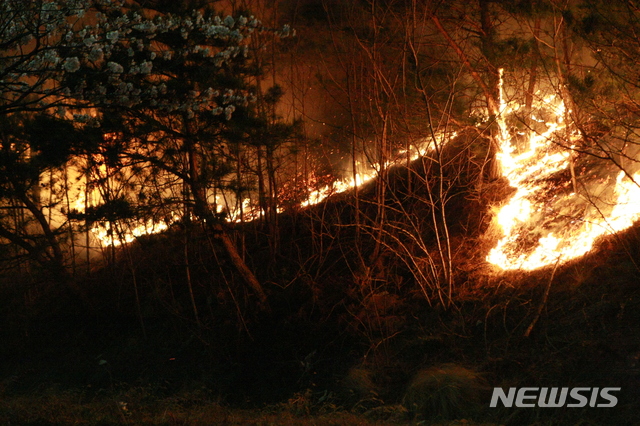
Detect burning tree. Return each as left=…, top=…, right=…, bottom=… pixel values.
left=0, top=1, right=298, bottom=312
left=59, top=2, right=301, bottom=309
left=4, top=0, right=640, bottom=312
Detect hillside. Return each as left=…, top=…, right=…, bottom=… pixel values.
left=1, top=145, right=639, bottom=425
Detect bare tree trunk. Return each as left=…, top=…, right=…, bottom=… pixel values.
left=370, top=112, right=389, bottom=267
left=256, top=144, right=267, bottom=223
left=186, top=137, right=269, bottom=311
left=432, top=9, right=502, bottom=182
left=406, top=3, right=456, bottom=306
left=431, top=14, right=500, bottom=116
left=213, top=222, right=269, bottom=310
left=63, top=164, right=76, bottom=276
left=21, top=195, right=65, bottom=270
left=478, top=0, right=503, bottom=181
left=265, top=145, right=279, bottom=258
left=184, top=230, right=201, bottom=327
left=523, top=18, right=542, bottom=154
left=551, top=14, right=579, bottom=193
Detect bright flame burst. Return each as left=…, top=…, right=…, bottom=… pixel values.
left=300, top=141, right=444, bottom=208
left=91, top=218, right=173, bottom=247
left=83, top=71, right=640, bottom=262
left=487, top=72, right=640, bottom=270
left=85, top=136, right=443, bottom=246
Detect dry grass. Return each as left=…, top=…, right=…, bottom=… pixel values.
left=403, top=364, right=487, bottom=421
left=0, top=392, right=390, bottom=425
left=0, top=385, right=505, bottom=425
left=342, top=366, right=377, bottom=400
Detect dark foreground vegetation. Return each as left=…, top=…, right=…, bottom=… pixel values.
left=2, top=167, right=640, bottom=426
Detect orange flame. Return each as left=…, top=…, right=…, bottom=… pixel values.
left=487, top=71, right=640, bottom=270
left=84, top=133, right=450, bottom=246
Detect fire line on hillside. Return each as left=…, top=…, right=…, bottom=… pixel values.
left=76, top=72, right=640, bottom=271
left=487, top=71, right=640, bottom=270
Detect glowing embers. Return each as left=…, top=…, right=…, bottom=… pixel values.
left=488, top=170, right=640, bottom=270
left=299, top=135, right=451, bottom=209
left=300, top=170, right=376, bottom=208
left=91, top=217, right=174, bottom=247
left=487, top=91, right=640, bottom=270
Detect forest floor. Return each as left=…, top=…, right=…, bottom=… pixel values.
left=0, top=387, right=497, bottom=425
left=2, top=180, right=640, bottom=425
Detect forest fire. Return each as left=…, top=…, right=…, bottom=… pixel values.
left=91, top=218, right=172, bottom=247
left=86, top=77, right=640, bottom=266
left=83, top=78, right=640, bottom=267
left=6, top=3, right=640, bottom=424
left=487, top=79, right=640, bottom=270
left=86, top=137, right=439, bottom=246
left=300, top=170, right=375, bottom=208
left=300, top=141, right=433, bottom=208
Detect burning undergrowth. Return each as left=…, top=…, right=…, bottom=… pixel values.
left=60, top=69, right=640, bottom=277
left=487, top=80, right=640, bottom=271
